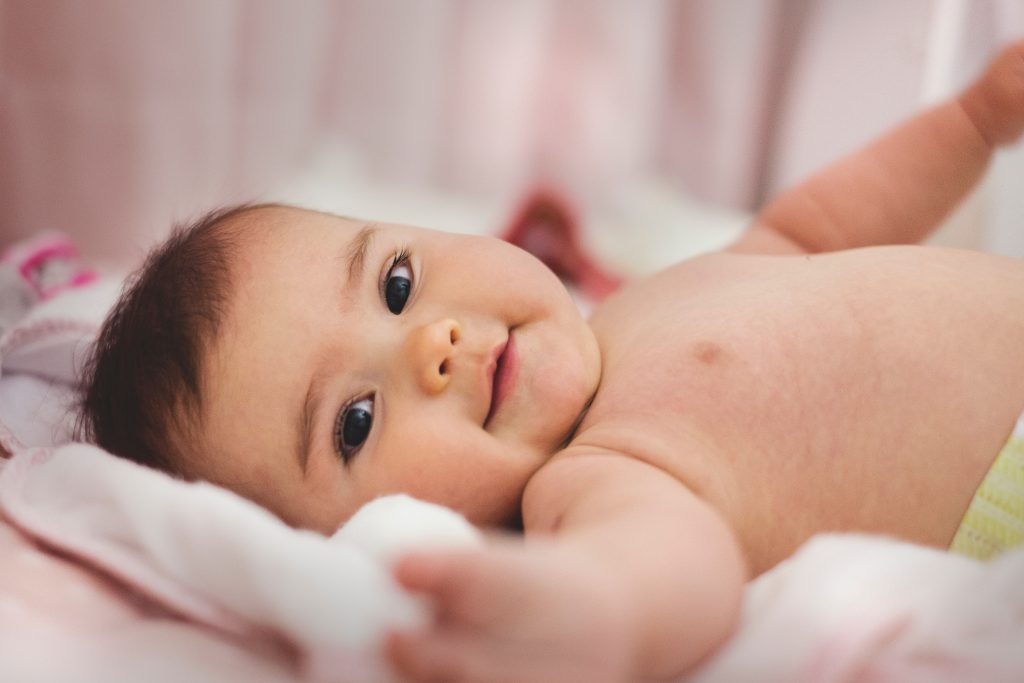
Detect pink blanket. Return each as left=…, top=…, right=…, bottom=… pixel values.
left=2, top=280, right=1022, bottom=682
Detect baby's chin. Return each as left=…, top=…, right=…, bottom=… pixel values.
left=512, top=383, right=593, bottom=466
left=467, top=402, right=589, bottom=532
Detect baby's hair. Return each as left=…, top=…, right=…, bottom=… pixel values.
left=78, top=203, right=277, bottom=474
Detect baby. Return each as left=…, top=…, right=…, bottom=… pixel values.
left=82, top=43, right=1024, bottom=681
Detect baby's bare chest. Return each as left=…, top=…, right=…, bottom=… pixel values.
left=579, top=248, right=1024, bottom=572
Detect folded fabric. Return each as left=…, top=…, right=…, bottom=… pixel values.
left=692, top=535, right=1024, bottom=683
left=0, top=445, right=480, bottom=682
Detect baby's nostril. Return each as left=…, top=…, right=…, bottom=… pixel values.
left=439, top=360, right=448, bottom=375
left=450, top=327, right=460, bottom=344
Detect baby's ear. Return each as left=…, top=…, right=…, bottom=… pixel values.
left=330, top=494, right=482, bottom=566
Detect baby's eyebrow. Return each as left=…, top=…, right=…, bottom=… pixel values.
left=298, top=363, right=330, bottom=473
left=343, top=223, right=378, bottom=292
left=296, top=223, right=378, bottom=473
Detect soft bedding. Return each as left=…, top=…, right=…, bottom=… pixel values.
left=1, top=270, right=1022, bottom=683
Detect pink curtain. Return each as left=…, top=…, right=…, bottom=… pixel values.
left=2, top=0, right=1021, bottom=267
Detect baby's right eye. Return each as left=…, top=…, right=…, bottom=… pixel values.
left=384, top=250, right=413, bottom=314
left=334, top=396, right=374, bottom=462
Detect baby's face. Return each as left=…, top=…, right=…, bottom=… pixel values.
left=194, top=207, right=600, bottom=533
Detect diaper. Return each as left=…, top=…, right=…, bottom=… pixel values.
left=950, top=415, right=1024, bottom=560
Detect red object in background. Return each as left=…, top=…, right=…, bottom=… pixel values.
left=501, top=190, right=622, bottom=302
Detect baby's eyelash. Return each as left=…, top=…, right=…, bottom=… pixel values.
left=379, top=246, right=412, bottom=297
left=390, top=248, right=411, bottom=274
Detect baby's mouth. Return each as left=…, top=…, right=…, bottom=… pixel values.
left=484, top=332, right=517, bottom=427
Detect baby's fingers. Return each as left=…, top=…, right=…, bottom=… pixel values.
left=393, top=548, right=537, bottom=624
left=388, top=628, right=624, bottom=683
left=392, top=550, right=476, bottom=612
left=388, top=629, right=500, bottom=683
left=392, top=550, right=466, bottom=596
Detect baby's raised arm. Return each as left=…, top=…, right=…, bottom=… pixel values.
left=735, top=41, right=1024, bottom=254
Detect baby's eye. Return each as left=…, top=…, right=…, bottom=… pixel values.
left=334, top=396, right=374, bottom=462
left=384, top=254, right=413, bottom=314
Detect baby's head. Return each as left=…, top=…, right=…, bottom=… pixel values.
left=81, top=205, right=600, bottom=532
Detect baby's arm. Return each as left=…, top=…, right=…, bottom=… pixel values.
left=734, top=41, right=1024, bottom=254
left=389, top=452, right=747, bottom=682
left=524, top=453, right=748, bottom=677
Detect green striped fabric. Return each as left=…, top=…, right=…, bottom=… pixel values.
left=951, top=422, right=1024, bottom=561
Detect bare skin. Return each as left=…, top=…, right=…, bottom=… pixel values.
left=582, top=245, right=1024, bottom=575
left=192, top=43, right=1024, bottom=682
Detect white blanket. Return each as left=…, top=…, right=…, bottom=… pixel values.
left=0, top=446, right=478, bottom=682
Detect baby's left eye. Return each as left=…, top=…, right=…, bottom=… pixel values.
left=384, top=258, right=413, bottom=314
left=334, top=396, right=374, bottom=462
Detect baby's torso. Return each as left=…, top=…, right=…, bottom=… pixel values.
left=573, top=246, right=1024, bottom=574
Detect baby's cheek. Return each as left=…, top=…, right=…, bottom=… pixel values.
left=418, top=435, right=529, bottom=522
left=536, top=335, right=594, bottom=408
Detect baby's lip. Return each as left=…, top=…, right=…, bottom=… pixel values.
left=483, top=336, right=509, bottom=428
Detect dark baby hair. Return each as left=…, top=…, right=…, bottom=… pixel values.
left=78, top=203, right=271, bottom=474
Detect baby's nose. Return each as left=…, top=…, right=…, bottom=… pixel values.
left=408, top=318, right=461, bottom=394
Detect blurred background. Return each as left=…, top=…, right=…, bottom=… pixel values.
left=1, top=0, right=1023, bottom=277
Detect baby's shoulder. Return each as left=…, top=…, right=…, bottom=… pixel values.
left=587, top=251, right=787, bottom=340
left=522, top=444, right=672, bottom=531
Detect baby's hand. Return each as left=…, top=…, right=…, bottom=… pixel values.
left=387, top=540, right=633, bottom=683
left=961, top=40, right=1024, bottom=147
